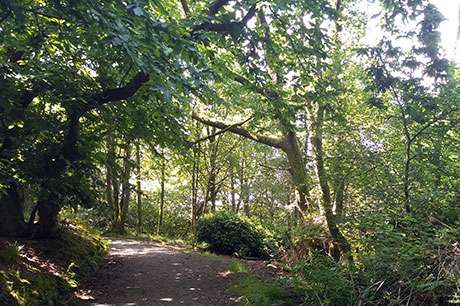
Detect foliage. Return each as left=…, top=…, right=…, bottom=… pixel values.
left=0, top=221, right=107, bottom=306
left=1, top=0, right=459, bottom=304
left=287, top=255, right=356, bottom=306
left=230, top=274, right=298, bottom=306
left=354, top=215, right=460, bottom=305
left=0, top=243, right=21, bottom=266
left=196, top=211, right=275, bottom=258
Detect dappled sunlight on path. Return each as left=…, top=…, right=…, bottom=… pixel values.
left=72, top=239, right=237, bottom=306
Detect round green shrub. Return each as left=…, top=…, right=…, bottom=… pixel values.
left=196, top=211, right=273, bottom=258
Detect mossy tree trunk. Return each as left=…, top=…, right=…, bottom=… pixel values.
left=309, top=104, right=352, bottom=262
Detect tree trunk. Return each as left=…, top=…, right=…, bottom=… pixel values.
left=310, top=104, right=352, bottom=262
left=240, top=158, right=250, bottom=216
left=282, top=131, right=310, bottom=213
left=136, top=142, right=142, bottom=235
left=106, top=132, right=117, bottom=222
left=192, top=144, right=200, bottom=229
left=34, top=197, right=59, bottom=239
left=113, top=142, right=132, bottom=233
left=208, top=127, right=218, bottom=211
left=0, top=183, right=26, bottom=237
left=229, top=162, right=237, bottom=212
left=158, top=152, right=166, bottom=235
left=333, top=179, right=345, bottom=219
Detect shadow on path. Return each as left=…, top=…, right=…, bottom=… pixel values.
left=72, top=239, right=237, bottom=306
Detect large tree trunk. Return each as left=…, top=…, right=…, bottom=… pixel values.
left=282, top=131, right=310, bottom=213
left=34, top=197, right=59, bottom=239
left=33, top=113, right=81, bottom=239
left=0, top=183, right=26, bottom=237
left=310, top=104, right=352, bottom=262
left=1, top=73, right=149, bottom=239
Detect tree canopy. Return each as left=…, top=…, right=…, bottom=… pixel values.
left=1, top=0, right=459, bottom=304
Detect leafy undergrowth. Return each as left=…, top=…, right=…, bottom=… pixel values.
left=280, top=216, right=460, bottom=305
left=0, top=220, right=108, bottom=306
left=228, top=261, right=300, bottom=306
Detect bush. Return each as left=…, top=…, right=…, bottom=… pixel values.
left=196, top=211, right=275, bottom=258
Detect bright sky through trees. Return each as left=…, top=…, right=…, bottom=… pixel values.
left=433, top=0, right=460, bottom=62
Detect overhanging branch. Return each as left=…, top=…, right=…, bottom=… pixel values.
left=83, top=72, right=150, bottom=114
left=192, top=115, right=254, bottom=144
left=192, top=112, right=284, bottom=149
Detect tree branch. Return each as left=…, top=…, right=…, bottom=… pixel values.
left=409, top=107, right=459, bottom=142
left=208, top=0, right=231, bottom=17
left=229, top=70, right=279, bottom=99
left=258, top=163, right=290, bottom=171
left=193, top=115, right=254, bottom=144
left=192, top=112, right=284, bottom=149
left=180, top=0, right=190, bottom=16
left=194, top=4, right=256, bottom=34
left=83, top=72, right=149, bottom=113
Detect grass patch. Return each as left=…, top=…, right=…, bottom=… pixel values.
left=226, top=257, right=300, bottom=305
left=0, top=220, right=107, bottom=306
left=230, top=274, right=298, bottom=306
left=228, top=260, right=250, bottom=273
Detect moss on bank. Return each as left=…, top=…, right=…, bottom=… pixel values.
left=0, top=220, right=107, bottom=306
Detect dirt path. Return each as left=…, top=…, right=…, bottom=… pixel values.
left=72, top=238, right=239, bottom=306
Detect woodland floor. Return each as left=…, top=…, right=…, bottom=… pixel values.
left=71, top=238, right=274, bottom=306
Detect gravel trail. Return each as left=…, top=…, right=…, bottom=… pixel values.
left=72, top=238, right=238, bottom=306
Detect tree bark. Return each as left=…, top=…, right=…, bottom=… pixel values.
left=229, top=161, right=237, bottom=212
left=113, top=142, right=132, bottom=233
left=207, top=127, right=218, bottom=211
left=191, top=146, right=198, bottom=228
left=333, top=179, right=345, bottom=219
left=106, top=131, right=117, bottom=222
left=136, top=142, right=142, bottom=235
left=282, top=131, right=310, bottom=212
left=240, top=158, right=250, bottom=216
left=157, top=153, right=166, bottom=235
left=34, top=195, right=59, bottom=239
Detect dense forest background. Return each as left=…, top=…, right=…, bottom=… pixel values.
left=1, top=0, right=459, bottom=304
